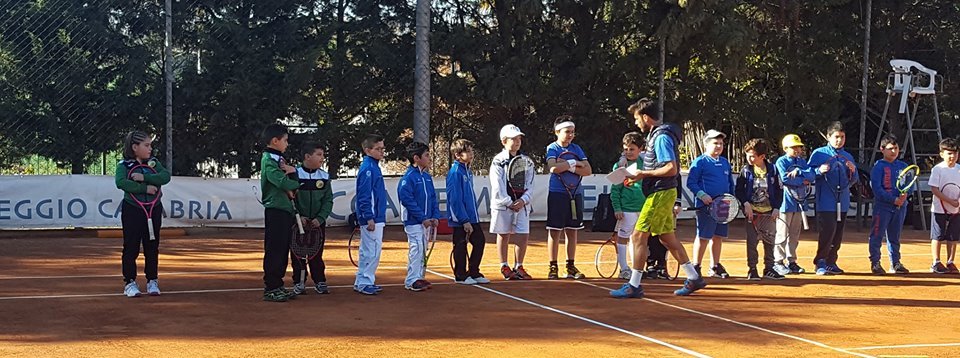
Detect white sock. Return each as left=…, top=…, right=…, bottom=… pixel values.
left=934, top=259, right=941, bottom=264
left=616, top=244, right=628, bottom=270
left=501, top=262, right=508, bottom=267
left=948, top=261, right=955, bottom=265
left=515, top=262, right=523, bottom=269
left=682, top=262, right=700, bottom=280
left=629, top=269, right=643, bottom=286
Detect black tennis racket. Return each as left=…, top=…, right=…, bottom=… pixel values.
left=507, top=155, right=534, bottom=226
left=938, top=183, right=960, bottom=241
left=826, top=155, right=856, bottom=222
left=684, top=193, right=741, bottom=224
left=348, top=227, right=359, bottom=267
left=556, top=151, right=583, bottom=218
left=290, top=223, right=323, bottom=291
left=784, top=164, right=812, bottom=230
left=127, top=162, right=161, bottom=241
left=279, top=157, right=305, bottom=235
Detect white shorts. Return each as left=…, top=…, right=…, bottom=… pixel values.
left=489, top=207, right=530, bottom=235
left=617, top=212, right=639, bottom=239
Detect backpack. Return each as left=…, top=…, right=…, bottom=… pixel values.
left=591, top=193, right=617, bottom=232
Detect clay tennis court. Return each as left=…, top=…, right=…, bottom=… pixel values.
left=1, top=221, right=958, bottom=357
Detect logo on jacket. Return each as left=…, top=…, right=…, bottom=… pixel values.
left=316, top=180, right=325, bottom=189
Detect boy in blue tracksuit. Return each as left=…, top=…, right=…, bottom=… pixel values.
left=686, top=129, right=736, bottom=279
left=398, top=142, right=442, bottom=291
left=808, top=121, right=859, bottom=275
left=774, top=134, right=816, bottom=276
left=354, top=134, right=388, bottom=295
left=447, top=139, right=488, bottom=284
left=869, top=135, right=912, bottom=275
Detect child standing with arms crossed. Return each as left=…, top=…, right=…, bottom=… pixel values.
left=545, top=116, right=593, bottom=280
left=259, top=124, right=301, bottom=302
left=115, top=131, right=170, bottom=298
left=489, top=125, right=535, bottom=280
left=611, top=132, right=646, bottom=280
left=398, top=142, right=442, bottom=291
left=447, top=139, right=489, bottom=285
left=354, top=134, right=388, bottom=295
left=291, top=142, right=335, bottom=295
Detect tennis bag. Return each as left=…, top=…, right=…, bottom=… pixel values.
left=591, top=193, right=617, bottom=232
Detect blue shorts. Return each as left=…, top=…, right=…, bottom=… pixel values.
left=696, top=210, right=729, bottom=239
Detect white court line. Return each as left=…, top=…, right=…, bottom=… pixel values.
left=0, top=266, right=405, bottom=280
left=848, top=343, right=960, bottom=351
left=575, top=280, right=876, bottom=358
left=426, top=269, right=710, bottom=358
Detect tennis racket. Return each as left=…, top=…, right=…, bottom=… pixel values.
left=290, top=222, right=323, bottom=291
left=784, top=164, right=812, bottom=230
left=594, top=220, right=622, bottom=279
left=422, top=224, right=437, bottom=278
left=750, top=211, right=783, bottom=246
left=896, top=164, right=920, bottom=199
left=507, top=155, right=534, bottom=226
left=280, top=158, right=305, bottom=235
left=937, top=183, right=960, bottom=241
left=128, top=163, right=161, bottom=241
left=348, top=227, right=360, bottom=267
left=556, top=151, right=583, bottom=218
left=684, top=193, right=741, bottom=224
left=827, top=156, right=856, bottom=222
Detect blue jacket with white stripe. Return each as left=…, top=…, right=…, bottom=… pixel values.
left=446, top=161, right=479, bottom=226
left=355, top=156, right=387, bottom=224
left=398, top=165, right=442, bottom=226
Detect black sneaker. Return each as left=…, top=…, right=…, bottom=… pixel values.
left=281, top=288, right=298, bottom=300
left=566, top=264, right=586, bottom=280
left=746, top=267, right=761, bottom=281
left=932, top=262, right=949, bottom=274
left=708, top=263, right=730, bottom=279
left=694, top=264, right=703, bottom=277
left=762, top=268, right=785, bottom=280
left=314, top=282, right=330, bottom=294
left=547, top=264, right=559, bottom=280
left=263, top=288, right=288, bottom=302
left=655, top=268, right=672, bottom=280
left=788, top=262, right=805, bottom=274
left=871, top=262, right=885, bottom=275
left=890, top=262, right=909, bottom=274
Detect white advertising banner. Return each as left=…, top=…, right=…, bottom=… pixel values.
left=0, top=174, right=705, bottom=230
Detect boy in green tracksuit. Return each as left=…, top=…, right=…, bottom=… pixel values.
left=259, top=123, right=302, bottom=302
left=290, top=142, right=335, bottom=295
left=611, top=132, right=646, bottom=280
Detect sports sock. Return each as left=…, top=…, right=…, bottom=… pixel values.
left=501, top=262, right=508, bottom=267
left=629, top=269, right=643, bottom=287
left=682, top=262, right=700, bottom=280
left=616, top=244, right=628, bottom=270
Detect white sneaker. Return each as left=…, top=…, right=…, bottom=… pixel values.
left=618, top=270, right=632, bottom=280
left=124, top=282, right=142, bottom=298
left=457, top=277, right=478, bottom=285
left=146, top=280, right=161, bottom=296
left=472, top=276, right=491, bottom=284
left=293, top=282, right=306, bottom=295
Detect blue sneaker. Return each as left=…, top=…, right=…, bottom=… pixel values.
left=354, top=285, right=378, bottom=295
left=826, top=264, right=844, bottom=274
left=674, top=277, right=707, bottom=296
left=610, top=283, right=644, bottom=299
left=371, top=284, right=383, bottom=292
left=815, top=259, right=829, bottom=276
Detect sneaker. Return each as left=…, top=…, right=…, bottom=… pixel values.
left=501, top=265, right=518, bottom=280
left=762, top=268, right=785, bottom=280
left=293, top=282, right=307, bottom=295
left=772, top=263, right=791, bottom=276
left=314, top=282, right=330, bottom=294
left=263, top=288, right=288, bottom=302
left=655, top=268, right=672, bottom=280
left=871, top=262, right=885, bottom=275
left=566, top=264, right=586, bottom=280
left=674, top=277, right=707, bottom=296
left=514, top=266, right=532, bottom=280
left=708, top=264, right=730, bottom=279
left=371, top=285, right=383, bottom=292
left=826, top=264, right=844, bottom=274
left=281, top=288, right=298, bottom=300
left=547, top=264, right=559, bottom=280
left=471, top=274, right=491, bottom=284
left=457, top=277, right=478, bottom=285
left=788, top=262, right=806, bottom=274
left=146, top=279, right=161, bottom=296
left=931, top=262, right=949, bottom=274
left=694, top=264, right=703, bottom=277
left=610, top=283, right=644, bottom=299
left=618, top=269, right=632, bottom=280
left=123, top=282, right=141, bottom=298
left=354, top=285, right=378, bottom=295
left=889, top=262, right=909, bottom=274
left=815, top=260, right=829, bottom=276
left=746, top=267, right=761, bottom=281
left=406, top=279, right=430, bottom=292
left=948, top=263, right=960, bottom=274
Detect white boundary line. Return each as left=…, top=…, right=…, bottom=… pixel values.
left=0, top=282, right=444, bottom=300
left=426, top=269, right=710, bottom=358
left=575, top=280, right=876, bottom=358
left=847, top=343, right=960, bottom=351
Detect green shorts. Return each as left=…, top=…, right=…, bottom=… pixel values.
left=636, top=188, right=677, bottom=236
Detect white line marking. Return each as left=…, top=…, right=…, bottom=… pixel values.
left=848, top=343, right=960, bottom=351
left=426, top=269, right=710, bottom=358
left=0, top=266, right=406, bottom=280
left=575, top=280, right=875, bottom=358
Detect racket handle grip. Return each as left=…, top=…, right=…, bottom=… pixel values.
left=801, top=213, right=810, bottom=231
left=295, top=213, right=305, bottom=235
left=836, top=203, right=841, bottom=222
left=147, top=218, right=156, bottom=241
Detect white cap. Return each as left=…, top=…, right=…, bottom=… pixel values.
left=704, top=129, right=726, bottom=141
left=499, top=124, right=525, bottom=140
